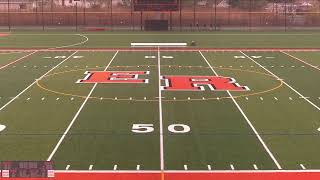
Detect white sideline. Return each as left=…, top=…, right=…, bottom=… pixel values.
left=240, top=51, right=320, bottom=111
left=0, top=51, right=78, bottom=112
left=131, top=43, right=187, bottom=47
left=199, top=51, right=282, bottom=170
left=47, top=51, right=119, bottom=161
left=157, top=47, right=165, bottom=171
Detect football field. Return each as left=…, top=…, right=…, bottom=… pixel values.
left=0, top=32, right=320, bottom=178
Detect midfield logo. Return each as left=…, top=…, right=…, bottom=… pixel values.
left=77, top=71, right=249, bottom=91
left=77, top=71, right=149, bottom=84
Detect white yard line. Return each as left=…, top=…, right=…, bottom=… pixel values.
left=199, top=51, right=282, bottom=170
left=0, top=51, right=37, bottom=70
left=0, top=51, right=78, bottom=112
left=47, top=51, right=119, bottom=161
left=240, top=51, right=320, bottom=111
left=157, top=47, right=165, bottom=171
left=300, top=164, right=306, bottom=170
left=281, top=51, right=320, bottom=72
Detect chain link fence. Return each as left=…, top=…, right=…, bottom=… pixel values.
left=0, top=0, right=320, bottom=31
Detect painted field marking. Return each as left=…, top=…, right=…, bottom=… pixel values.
left=0, top=51, right=78, bottom=112
left=184, top=165, right=188, bottom=170
left=145, top=56, right=156, bottom=59
left=65, top=165, right=70, bottom=170
left=0, top=51, right=37, bottom=70
left=157, top=47, right=165, bottom=171
left=89, top=165, right=93, bottom=170
left=47, top=51, right=119, bottom=161
left=162, top=56, right=173, bottom=59
left=240, top=51, right=320, bottom=112
left=0, top=124, right=6, bottom=132
left=253, top=164, right=259, bottom=170
left=131, top=42, right=187, bottom=47
left=281, top=51, right=320, bottom=72
left=113, top=165, right=118, bottom=170
left=200, top=51, right=282, bottom=170
left=300, top=164, right=306, bottom=170
left=207, top=165, right=212, bottom=171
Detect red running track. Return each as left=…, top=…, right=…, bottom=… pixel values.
left=1, top=171, right=320, bottom=180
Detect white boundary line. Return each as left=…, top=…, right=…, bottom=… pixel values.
left=240, top=51, right=320, bottom=111
left=47, top=51, right=119, bottom=161
left=47, top=34, right=89, bottom=50
left=199, top=51, right=282, bottom=170
left=54, top=169, right=320, bottom=173
left=157, top=47, right=165, bottom=171
left=0, top=51, right=78, bottom=112
left=0, top=51, right=37, bottom=70
left=281, top=51, right=320, bottom=72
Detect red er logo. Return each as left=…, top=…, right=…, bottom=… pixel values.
left=77, top=71, right=149, bottom=84
left=161, top=76, right=249, bottom=91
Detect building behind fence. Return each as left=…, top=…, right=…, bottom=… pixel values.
left=0, top=0, right=319, bottom=31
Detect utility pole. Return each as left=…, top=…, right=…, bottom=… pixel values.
left=7, top=0, right=10, bottom=31
left=284, top=0, right=287, bottom=31
left=42, top=0, right=45, bottom=31
left=214, top=0, right=217, bottom=31
left=76, top=2, right=78, bottom=31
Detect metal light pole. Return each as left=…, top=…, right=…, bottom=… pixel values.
left=7, top=0, right=10, bottom=31
left=76, top=2, right=78, bottom=31
left=42, top=0, right=44, bottom=31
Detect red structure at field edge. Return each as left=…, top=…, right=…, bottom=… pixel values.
left=0, top=33, right=9, bottom=37
left=1, top=171, right=320, bottom=180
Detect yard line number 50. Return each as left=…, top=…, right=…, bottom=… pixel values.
left=132, top=124, right=191, bottom=134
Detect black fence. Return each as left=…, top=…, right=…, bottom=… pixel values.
left=0, top=0, right=320, bottom=31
